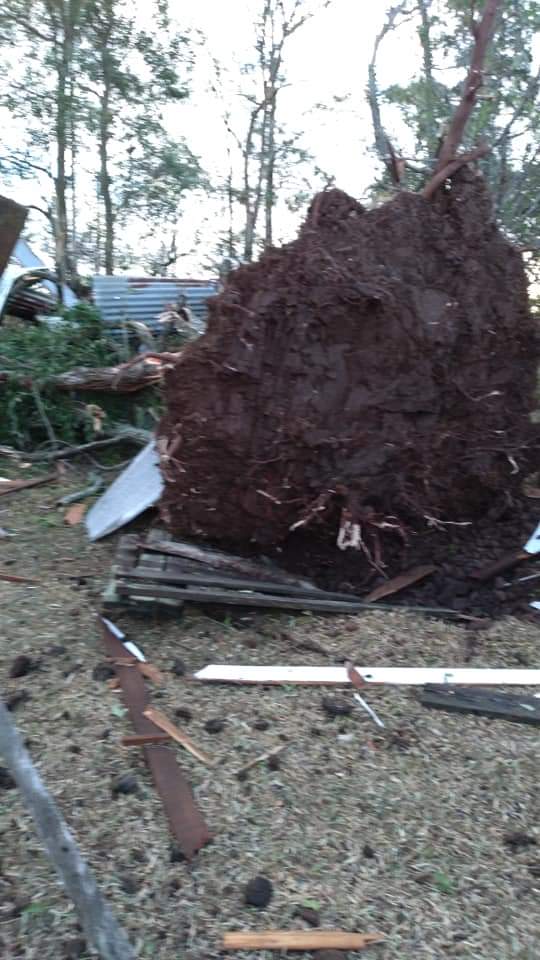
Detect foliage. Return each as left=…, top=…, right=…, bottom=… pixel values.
left=0, top=0, right=204, bottom=279
left=0, top=309, right=160, bottom=449
left=368, top=1, right=540, bottom=251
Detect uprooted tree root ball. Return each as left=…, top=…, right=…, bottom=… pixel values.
left=158, top=172, right=538, bottom=557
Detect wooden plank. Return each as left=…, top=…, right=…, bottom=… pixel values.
left=0, top=195, right=27, bottom=274
left=143, top=707, right=215, bottom=767
left=194, top=664, right=540, bottom=686
left=100, top=618, right=211, bottom=859
left=140, top=537, right=320, bottom=589
left=117, top=581, right=463, bottom=618
left=419, top=685, right=540, bottom=725
left=364, top=564, right=436, bottom=602
left=116, top=566, right=362, bottom=603
left=221, top=930, right=384, bottom=951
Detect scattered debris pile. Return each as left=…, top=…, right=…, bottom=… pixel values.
left=159, top=171, right=538, bottom=556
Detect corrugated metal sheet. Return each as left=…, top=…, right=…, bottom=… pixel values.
left=92, top=275, right=219, bottom=335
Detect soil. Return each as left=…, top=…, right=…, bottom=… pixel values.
left=159, top=172, right=539, bottom=553
left=1, top=469, right=540, bottom=960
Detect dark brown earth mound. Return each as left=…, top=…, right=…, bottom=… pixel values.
left=158, top=171, right=538, bottom=560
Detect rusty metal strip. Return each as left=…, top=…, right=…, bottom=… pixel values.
left=100, top=617, right=211, bottom=859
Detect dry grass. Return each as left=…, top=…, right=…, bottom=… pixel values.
left=1, top=473, right=540, bottom=959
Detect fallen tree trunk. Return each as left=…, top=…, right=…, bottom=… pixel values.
left=158, top=173, right=538, bottom=554
left=49, top=353, right=181, bottom=394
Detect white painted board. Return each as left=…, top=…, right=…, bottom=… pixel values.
left=193, top=664, right=540, bottom=685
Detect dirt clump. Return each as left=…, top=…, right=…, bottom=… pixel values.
left=159, top=172, right=538, bottom=562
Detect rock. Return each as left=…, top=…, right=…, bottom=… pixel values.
left=362, top=842, right=376, bottom=859
left=62, top=938, right=87, bottom=959
left=294, top=905, right=321, bottom=927
left=111, top=773, right=139, bottom=797
left=504, top=831, right=537, bottom=852
left=92, top=663, right=116, bottom=682
left=170, top=843, right=186, bottom=864
left=253, top=719, right=270, bottom=731
left=5, top=690, right=30, bottom=711
left=267, top=754, right=281, bottom=771
left=205, top=718, right=226, bottom=734
left=0, top=767, right=16, bottom=790
left=244, top=875, right=273, bottom=908
left=322, top=697, right=353, bottom=718
left=47, top=645, right=67, bottom=656
left=171, top=658, right=187, bottom=676
left=9, top=654, right=33, bottom=678
left=527, top=862, right=540, bottom=878
left=174, top=707, right=193, bottom=722
left=120, top=874, right=138, bottom=895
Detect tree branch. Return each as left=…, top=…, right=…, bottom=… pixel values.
left=432, top=0, right=501, bottom=174
left=422, top=143, right=490, bottom=199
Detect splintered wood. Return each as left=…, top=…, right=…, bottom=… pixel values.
left=143, top=707, right=215, bottom=766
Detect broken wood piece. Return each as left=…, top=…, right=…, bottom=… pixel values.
left=419, top=685, right=540, bottom=726
left=364, top=564, right=436, bottom=602
left=140, top=536, right=320, bottom=590
left=64, top=502, right=88, bottom=525
left=107, top=678, right=120, bottom=690
left=194, top=664, right=540, bottom=685
left=471, top=549, right=530, bottom=581
left=101, top=617, right=210, bottom=859
left=0, top=473, right=55, bottom=497
left=221, top=930, right=384, bottom=951
left=121, top=734, right=171, bottom=746
left=0, top=571, right=40, bottom=584
left=116, top=580, right=468, bottom=619
left=143, top=706, right=215, bottom=767
left=235, top=743, right=289, bottom=777
left=137, top=662, right=164, bottom=686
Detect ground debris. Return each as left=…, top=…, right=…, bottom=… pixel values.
left=244, top=875, right=273, bottom=908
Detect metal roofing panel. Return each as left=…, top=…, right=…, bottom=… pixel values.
left=92, top=275, right=219, bottom=334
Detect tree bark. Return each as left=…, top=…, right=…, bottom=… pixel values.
left=98, top=2, right=115, bottom=274
left=417, top=0, right=437, bottom=157
left=0, top=699, right=135, bottom=960
left=431, top=0, right=501, bottom=176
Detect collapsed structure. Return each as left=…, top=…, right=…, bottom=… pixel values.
left=158, top=171, right=538, bottom=555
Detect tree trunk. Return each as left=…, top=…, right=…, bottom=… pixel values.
left=417, top=0, right=437, bottom=157
left=264, top=88, right=276, bottom=248
left=99, top=82, right=114, bottom=274
left=54, top=27, right=70, bottom=290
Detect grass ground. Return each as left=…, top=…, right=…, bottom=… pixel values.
left=1, top=468, right=539, bottom=960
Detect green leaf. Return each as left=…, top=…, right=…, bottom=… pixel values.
left=111, top=703, right=127, bottom=719
left=434, top=871, right=455, bottom=895
left=301, top=899, right=322, bottom=911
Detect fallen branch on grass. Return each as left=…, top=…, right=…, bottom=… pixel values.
left=0, top=699, right=135, bottom=960
left=25, top=427, right=152, bottom=462
left=0, top=473, right=55, bottom=496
